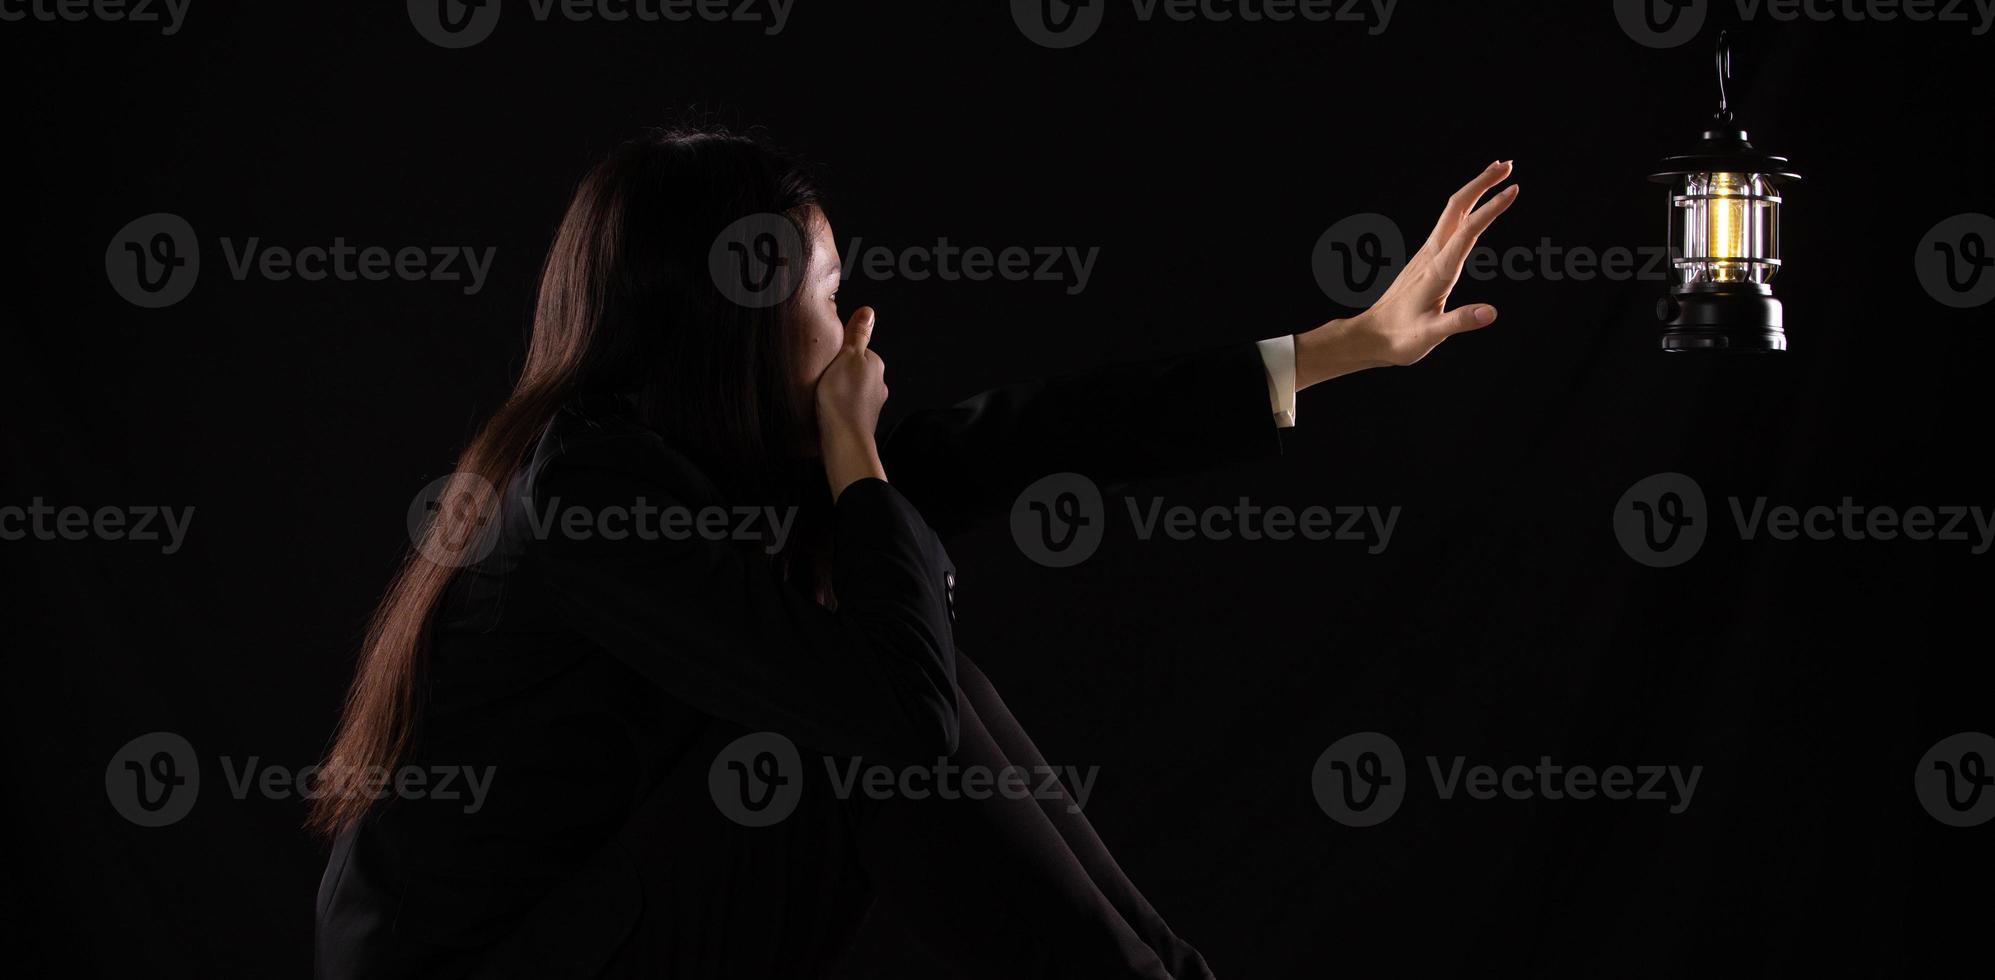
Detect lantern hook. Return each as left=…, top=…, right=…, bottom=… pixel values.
left=1713, top=30, right=1735, bottom=124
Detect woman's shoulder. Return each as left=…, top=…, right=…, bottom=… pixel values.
left=519, top=394, right=718, bottom=505
left=542, top=394, right=663, bottom=460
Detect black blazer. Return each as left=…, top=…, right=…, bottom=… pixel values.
left=314, top=342, right=1283, bottom=979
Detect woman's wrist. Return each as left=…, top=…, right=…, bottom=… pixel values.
left=1294, top=313, right=1392, bottom=392
left=822, top=428, right=886, bottom=501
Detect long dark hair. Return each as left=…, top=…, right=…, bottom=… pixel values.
left=309, top=127, right=825, bottom=837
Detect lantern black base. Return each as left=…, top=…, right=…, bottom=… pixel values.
left=1655, top=285, right=1787, bottom=353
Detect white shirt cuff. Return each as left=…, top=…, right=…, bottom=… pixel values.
left=1255, top=335, right=1298, bottom=429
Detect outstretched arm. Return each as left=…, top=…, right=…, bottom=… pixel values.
left=877, top=161, right=1520, bottom=536
left=880, top=342, right=1285, bottom=537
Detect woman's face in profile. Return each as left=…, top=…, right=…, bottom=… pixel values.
left=792, top=209, right=847, bottom=407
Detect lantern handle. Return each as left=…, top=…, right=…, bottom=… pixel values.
left=1713, top=30, right=1734, bottom=123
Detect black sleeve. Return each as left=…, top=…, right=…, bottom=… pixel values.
left=526, top=435, right=959, bottom=763
left=878, top=341, right=1285, bottom=536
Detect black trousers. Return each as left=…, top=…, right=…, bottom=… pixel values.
left=482, top=652, right=1214, bottom=979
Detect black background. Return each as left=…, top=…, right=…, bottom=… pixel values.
left=5, top=1, right=1991, bottom=975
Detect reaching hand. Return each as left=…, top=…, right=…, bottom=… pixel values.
left=1297, top=161, right=1519, bottom=385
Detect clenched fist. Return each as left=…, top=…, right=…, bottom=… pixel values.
left=814, top=306, right=889, bottom=500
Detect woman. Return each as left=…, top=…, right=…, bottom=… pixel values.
left=311, top=127, right=1517, bottom=978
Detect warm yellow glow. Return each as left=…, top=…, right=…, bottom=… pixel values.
left=1707, top=172, right=1749, bottom=282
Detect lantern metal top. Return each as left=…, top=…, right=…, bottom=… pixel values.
left=1648, top=129, right=1801, bottom=183
left=1646, top=30, right=1802, bottom=184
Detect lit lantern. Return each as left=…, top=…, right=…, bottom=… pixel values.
left=1648, top=32, right=1801, bottom=352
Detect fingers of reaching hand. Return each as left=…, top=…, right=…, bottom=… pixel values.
left=1429, top=184, right=1516, bottom=331
left=1429, top=160, right=1515, bottom=252
left=1439, top=183, right=1519, bottom=270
